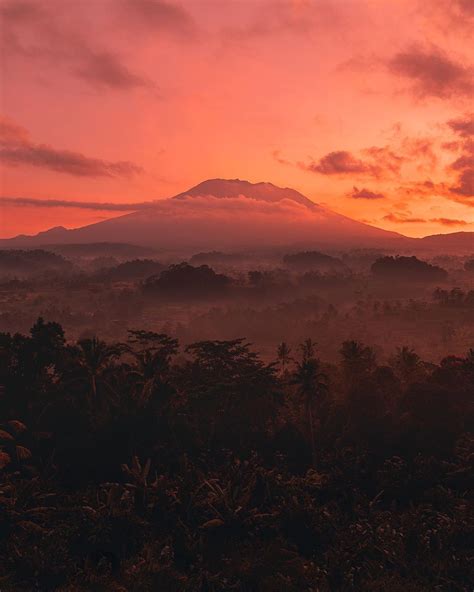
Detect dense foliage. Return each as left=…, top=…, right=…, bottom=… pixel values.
left=283, top=251, right=348, bottom=273
left=143, top=263, right=231, bottom=299
left=0, top=250, right=72, bottom=276
left=0, top=319, right=472, bottom=591
left=371, top=256, right=448, bottom=282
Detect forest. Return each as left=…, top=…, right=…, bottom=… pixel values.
left=0, top=248, right=473, bottom=363
left=0, top=317, right=472, bottom=591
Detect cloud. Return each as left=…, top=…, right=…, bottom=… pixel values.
left=0, top=0, right=44, bottom=27
left=301, top=151, right=381, bottom=177
left=448, top=114, right=474, bottom=138
left=445, top=113, right=474, bottom=198
left=383, top=213, right=426, bottom=224
left=424, top=0, right=474, bottom=32
left=430, top=217, right=469, bottom=226
left=272, top=150, right=292, bottom=166
left=0, top=196, right=154, bottom=211
left=222, top=1, right=341, bottom=44
left=450, top=169, right=474, bottom=197
left=348, top=186, right=385, bottom=200
left=399, top=137, right=437, bottom=171
left=74, top=50, right=151, bottom=90
left=0, top=0, right=152, bottom=91
left=302, top=146, right=404, bottom=179
left=120, top=0, right=196, bottom=37
left=383, top=212, right=469, bottom=226
left=40, top=194, right=397, bottom=250
left=0, top=117, right=30, bottom=145
left=0, top=116, right=142, bottom=178
left=388, top=45, right=473, bottom=98
left=396, top=179, right=449, bottom=198
left=362, top=146, right=405, bottom=175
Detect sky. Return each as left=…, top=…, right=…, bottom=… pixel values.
left=0, top=0, right=472, bottom=238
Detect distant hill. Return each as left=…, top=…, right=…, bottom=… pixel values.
left=418, top=232, right=474, bottom=253
left=0, top=179, right=471, bottom=253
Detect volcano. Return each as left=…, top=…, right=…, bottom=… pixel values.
left=1, top=179, right=471, bottom=252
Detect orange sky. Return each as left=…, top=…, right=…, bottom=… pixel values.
left=0, top=0, right=473, bottom=238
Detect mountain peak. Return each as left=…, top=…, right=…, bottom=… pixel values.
left=173, top=178, right=317, bottom=208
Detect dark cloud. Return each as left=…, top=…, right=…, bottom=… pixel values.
left=451, top=154, right=474, bottom=171
left=0, top=196, right=154, bottom=211
left=383, top=212, right=469, bottom=226
left=446, top=114, right=473, bottom=198
left=450, top=169, right=474, bottom=197
left=388, top=45, right=473, bottom=98
left=383, top=213, right=426, bottom=224
left=396, top=179, right=449, bottom=198
left=348, top=186, right=385, bottom=200
left=448, top=114, right=474, bottom=138
left=302, top=151, right=381, bottom=177
left=430, top=217, right=469, bottom=226
left=302, top=146, right=404, bottom=179
left=0, top=117, right=142, bottom=178
left=0, top=145, right=142, bottom=177
left=442, top=141, right=461, bottom=152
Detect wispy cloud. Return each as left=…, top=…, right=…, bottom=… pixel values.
left=119, top=0, right=196, bottom=38
left=383, top=212, right=469, bottom=226
left=430, top=217, right=469, bottom=226
left=348, top=186, right=385, bottom=200
left=446, top=113, right=474, bottom=199
left=302, top=150, right=380, bottom=176
left=0, top=0, right=153, bottom=91
left=301, top=146, right=404, bottom=179
left=388, top=45, right=473, bottom=98
left=0, top=116, right=142, bottom=178
left=0, top=196, right=155, bottom=211
left=383, top=213, right=427, bottom=224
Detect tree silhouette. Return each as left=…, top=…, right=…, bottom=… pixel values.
left=291, top=341, right=327, bottom=466
left=72, top=337, right=122, bottom=401
left=276, top=341, right=293, bottom=375
left=299, top=338, right=317, bottom=362
left=391, top=346, right=423, bottom=384
left=126, top=331, right=178, bottom=406
left=340, top=340, right=376, bottom=386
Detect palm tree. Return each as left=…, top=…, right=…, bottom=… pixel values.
left=299, top=338, right=317, bottom=362
left=126, top=331, right=178, bottom=406
left=128, top=349, right=170, bottom=406
left=74, top=337, right=122, bottom=400
left=340, top=340, right=375, bottom=386
left=292, top=348, right=327, bottom=466
left=276, top=342, right=292, bottom=375
left=391, top=346, right=422, bottom=384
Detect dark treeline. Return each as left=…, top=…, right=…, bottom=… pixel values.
left=0, top=319, right=472, bottom=591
